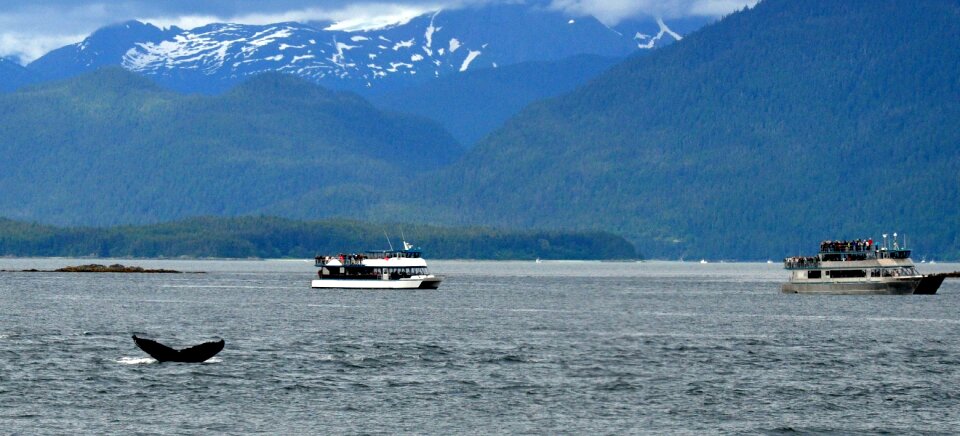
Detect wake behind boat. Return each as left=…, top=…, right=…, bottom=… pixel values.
left=782, top=233, right=944, bottom=295
left=312, top=241, right=442, bottom=289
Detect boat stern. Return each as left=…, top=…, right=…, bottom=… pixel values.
left=418, top=275, right=442, bottom=289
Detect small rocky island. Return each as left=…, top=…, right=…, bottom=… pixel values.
left=56, top=264, right=182, bottom=273
left=3, top=264, right=185, bottom=273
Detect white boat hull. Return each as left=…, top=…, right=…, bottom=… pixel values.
left=311, top=275, right=442, bottom=289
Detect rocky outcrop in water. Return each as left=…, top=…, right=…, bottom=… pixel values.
left=0, top=264, right=185, bottom=273
left=55, top=264, right=181, bottom=273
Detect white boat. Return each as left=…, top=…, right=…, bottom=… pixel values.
left=781, top=234, right=944, bottom=295
left=311, top=241, right=442, bottom=289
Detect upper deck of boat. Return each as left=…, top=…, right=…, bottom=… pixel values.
left=315, top=248, right=427, bottom=268
left=784, top=238, right=914, bottom=270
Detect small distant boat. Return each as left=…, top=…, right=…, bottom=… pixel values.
left=312, top=241, right=442, bottom=289
left=535, top=258, right=542, bottom=264
left=782, top=234, right=943, bottom=295
left=699, top=259, right=708, bottom=264
left=766, top=260, right=774, bottom=264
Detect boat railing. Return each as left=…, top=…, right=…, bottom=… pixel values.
left=784, top=256, right=820, bottom=269
left=877, top=249, right=911, bottom=260
left=785, top=248, right=913, bottom=269
left=315, top=255, right=368, bottom=267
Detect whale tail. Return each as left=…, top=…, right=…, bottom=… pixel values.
left=132, top=335, right=224, bottom=363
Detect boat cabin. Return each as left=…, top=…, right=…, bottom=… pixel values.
left=783, top=236, right=919, bottom=282
left=314, top=248, right=429, bottom=280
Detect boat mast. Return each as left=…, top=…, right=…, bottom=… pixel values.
left=383, top=230, right=394, bottom=251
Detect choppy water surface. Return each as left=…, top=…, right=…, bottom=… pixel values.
left=2, top=259, right=960, bottom=434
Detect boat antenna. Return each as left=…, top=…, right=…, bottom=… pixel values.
left=383, top=230, right=394, bottom=251
left=400, top=228, right=413, bottom=251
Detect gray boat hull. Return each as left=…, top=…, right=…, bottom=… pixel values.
left=781, top=278, right=921, bottom=295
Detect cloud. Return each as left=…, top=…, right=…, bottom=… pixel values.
left=688, top=0, right=759, bottom=16
left=549, top=0, right=758, bottom=24
left=0, top=3, right=119, bottom=64
left=138, top=3, right=447, bottom=32
left=0, top=32, right=88, bottom=64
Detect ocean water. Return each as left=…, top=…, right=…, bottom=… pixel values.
left=2, top=258, right=960, bottom=434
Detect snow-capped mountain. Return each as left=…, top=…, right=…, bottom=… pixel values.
left=29, top=21, right=180, bottom=82
left=27, top=3, right=691, bottom=94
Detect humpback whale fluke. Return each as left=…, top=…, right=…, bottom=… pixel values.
left=132, top=335, right=224, bottom=363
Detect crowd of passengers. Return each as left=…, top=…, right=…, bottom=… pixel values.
left=784, top=256, right=819, bottom=267
left=820, top=239, right=874, bottom=253
left=315, top=251, right=421, bottom=265
left=315, top=254, right=369, bottom=264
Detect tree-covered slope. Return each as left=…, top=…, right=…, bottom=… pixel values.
left=367, top=54, right=623, bottom=146
left=0, top=58, right=35, bottom=92
left=0, top=68, right=462, bottom=226
left=393, top=0, right=960, bottom=259
left=0, top=216, right=637, bottom=260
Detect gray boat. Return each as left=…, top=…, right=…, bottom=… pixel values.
left=782, top=234, right=943, bottom=295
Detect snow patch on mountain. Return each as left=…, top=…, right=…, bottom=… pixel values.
left=392, top=39, right=415, bottom=50
left=635, top=18, right=682, bottom=49
left=460, top=50, right=481, bottom=72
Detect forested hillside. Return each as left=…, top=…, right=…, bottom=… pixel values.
left=379, top=0, right=960, bottom=260
left=0, top=69, right=461, bottom=226
left=0, top=58, right=34, bottom=92
left=0, top=217, right=636, bottom=260
left=368, top=55, right=622, bottom=146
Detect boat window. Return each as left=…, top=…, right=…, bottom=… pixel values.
left=830, top=269, right=867, bottom=278
left=879, top=268, right=916, bottom=277
left=808, top=270, right=821, bottom=279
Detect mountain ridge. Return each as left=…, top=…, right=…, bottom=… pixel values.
left=24, top=3, right=693, bottom=94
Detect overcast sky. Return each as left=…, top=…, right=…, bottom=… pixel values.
left=0, top=0, right=757, bottom=64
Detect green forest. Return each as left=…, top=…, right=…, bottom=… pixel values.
left=0, top=216, right=637, bottom=260
left=0, top=69, right=461, bottom=226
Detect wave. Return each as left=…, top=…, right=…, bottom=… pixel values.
left=117, top=356, right=155, bottom=365
left=160, top=285, right=299, bottom=290
left=117, top=356, right=222, bottom=364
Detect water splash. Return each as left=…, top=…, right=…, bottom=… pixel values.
left=117, top=356, right=156, bottom=365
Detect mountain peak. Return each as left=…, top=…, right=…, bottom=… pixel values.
left=0, top=57, right=36, bottom=92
